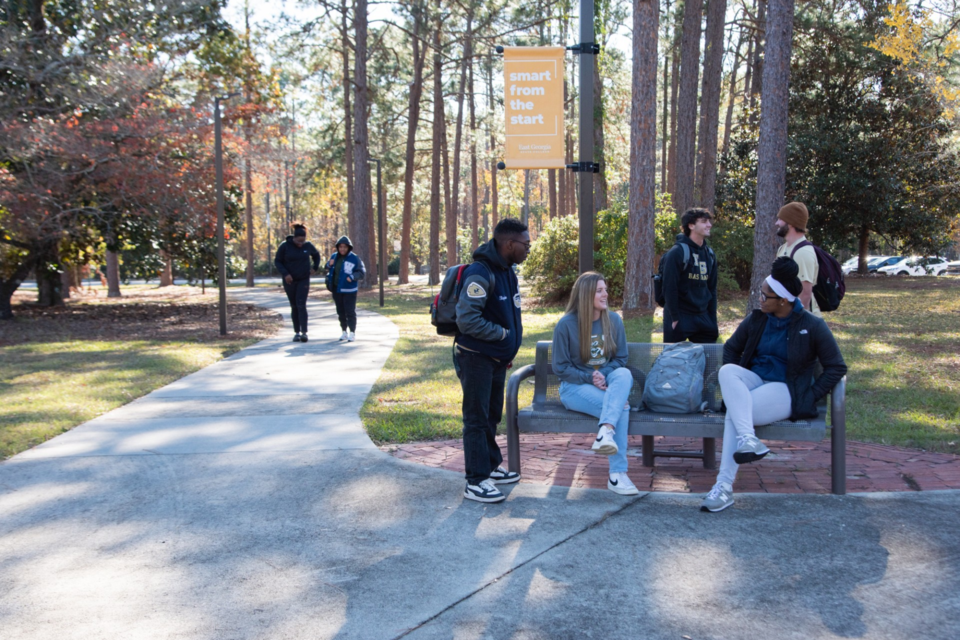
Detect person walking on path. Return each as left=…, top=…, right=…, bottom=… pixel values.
left=701, top=257, right=847, bottom=513
left=325, top=236, right=365, bottom=342
left=775, top=201, right=821, bottom=317
left=455, top=218, right=529, bottom=503
left=552, top=272, right=639, bottom=496
left=661, top=208, right=719, bottom=344
left=274, top=223, right=321, bottom=343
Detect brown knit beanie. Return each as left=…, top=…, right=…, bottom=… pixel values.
left=777, top=202, right=809, bottom=232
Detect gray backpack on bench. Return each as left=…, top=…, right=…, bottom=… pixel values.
left=642, top=343, right=706, bottom=413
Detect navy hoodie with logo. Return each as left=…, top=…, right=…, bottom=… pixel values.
left=274, top=236, right=321, bottom=281
left=661, top=233, right=718, bottom=323
left=454, top=239, right=523, bottom=362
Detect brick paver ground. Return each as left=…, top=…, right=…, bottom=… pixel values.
left=382, top=434, right=960, bottom=494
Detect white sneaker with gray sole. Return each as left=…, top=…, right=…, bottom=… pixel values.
left=591, top=425, right=618, bottom=456
left=701, top=482, right=734, bottom=512
left=608, top=472, right=639, bottom=495
left=733, top=434, right=770, bottom=464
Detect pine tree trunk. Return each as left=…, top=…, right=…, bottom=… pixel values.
left=674, top=0, right=704, bottom=216
left=353, top=0, right=374, bottom=288
left=722, top=26, right=746, bottom=158
left=667, top=38, right=680, bottom=199
left=160, top=249, right=173, bottom=286
left=749, top=0, right=766, bottom=114
left=858, top=224, right=870, bottom=274
left=593, top=55, right=608, bottom=213
left=468, top=31, right=479, bottom=253
left=450, top=10, right=473, bottom=257
left=431, top=0, right=444, bottom=282
left=661, top=1, right=671, bottom=192
left=399, top=5, right=427, bottom=284
left=342, top=0, right=355, bottom=249
left=695, top=0, right=728, bottom=211
left=748, top=0, right=794, bottom=311
left=624, top=0, right=659, bottom=313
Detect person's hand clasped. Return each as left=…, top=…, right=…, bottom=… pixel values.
left=284, top=274, right=293, bottom=284
left=592, top=370, right=607, bottom=390
left=346, top=276, right=352, bottom=282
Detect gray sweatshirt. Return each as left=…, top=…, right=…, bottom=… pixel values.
left=551, top=311, right=628, bottom=385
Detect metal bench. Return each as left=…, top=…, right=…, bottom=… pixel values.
left=505, top=341, right=847, bottom=494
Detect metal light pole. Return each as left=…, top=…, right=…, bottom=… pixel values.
left=577, top=0, right=596, bottom=274
left=215, top=92, right=241, bottom=336
left=368, top=157, right=385, bottom=307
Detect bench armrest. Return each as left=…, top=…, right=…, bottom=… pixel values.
left=506, top=364, right=536, bottom=475
left=829, top=375, right=847, bottom=495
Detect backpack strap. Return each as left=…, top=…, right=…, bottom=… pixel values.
left=679, top=243, right=691, bottom=269
left=789, top=240, right=813, bottom=259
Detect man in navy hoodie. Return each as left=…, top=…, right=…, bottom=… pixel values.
left=661, top=208, right=719, bottom=344
left=455, top=218, right=529, bottom=503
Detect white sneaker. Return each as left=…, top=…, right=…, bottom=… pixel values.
left=608, top=472, right=639, bottom=495
left=339, top=331, right=348, bottom=341
left=591, top=425, right=618, bottom=455
left=347, top=331, right=355, bottom=342
left=701, top=482, right=734, bottom=512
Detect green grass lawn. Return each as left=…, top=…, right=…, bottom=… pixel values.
left=0, top=285, right=280, bottom=459
left=358, top=276, right=960, bottom=454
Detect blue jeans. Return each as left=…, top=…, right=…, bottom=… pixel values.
left=558, top=367, right=632, bottom=474
left=456, top=347, right=509, bottom=484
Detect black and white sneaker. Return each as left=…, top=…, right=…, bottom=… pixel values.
left=489, top=466, right=521, bottom=485
left=293, top=334, right=302, bottom=342
left=464, top=479, right=505, bottom=503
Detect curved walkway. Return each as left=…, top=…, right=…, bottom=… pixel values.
left=2, top=288, right=959, bottom=639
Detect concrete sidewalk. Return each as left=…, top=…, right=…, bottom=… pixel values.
left=2, top=290, right=959, bottom=639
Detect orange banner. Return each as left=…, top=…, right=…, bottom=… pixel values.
left=502, top=46, right=566, bottom=170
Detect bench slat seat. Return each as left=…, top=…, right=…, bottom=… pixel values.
left=505, top=341, right=847, bottom=494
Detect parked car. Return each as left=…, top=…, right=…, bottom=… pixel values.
left=877, top=256, right=949, bottom=276
left=867, top=256, right=904, bottom=273
left=944, top=260, right=960, bottom=275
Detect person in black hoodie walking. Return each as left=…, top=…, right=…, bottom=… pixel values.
left=456, top=218, right=529, bottom=503
left=324, top=235, right=365, bottom=342
left=661, top=207, right=719, bottom=344
left=274, top=223, right=321, bottom=342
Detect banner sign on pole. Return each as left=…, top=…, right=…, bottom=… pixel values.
left=501, top=46, right=566, bottom=170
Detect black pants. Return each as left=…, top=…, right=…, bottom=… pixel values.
left=663, top=308, right=719, bottom=344
left=283, top=278, right=310, bottom=334
left=332, top=291, right=357, bottom=332
left=456, top=347, right=509, bottom=484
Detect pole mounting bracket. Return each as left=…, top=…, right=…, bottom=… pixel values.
left=566, top=42, right=601, bottom=55
left=566, top=162, right=600, bottom=173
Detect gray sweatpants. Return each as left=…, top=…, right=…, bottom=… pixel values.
left=716, top=364, right=792, bottom=486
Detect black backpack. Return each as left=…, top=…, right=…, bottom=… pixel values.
left=430, top=262, right=495, bottom=336
left=652, top=243, right=715, bottom=308
left=790, top=240, right=845, bottom=312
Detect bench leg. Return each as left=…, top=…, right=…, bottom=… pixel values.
left=702, top=437, right=716, bottom=470
left=642, top=435, right=655, bottom=467
left=507, top=422, right=521, bottom=476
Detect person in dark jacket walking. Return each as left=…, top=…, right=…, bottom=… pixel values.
left=455, top=218, right=529, bottom=503
left=324, top=235, right=365, bottom=342
left=274, top=223, right=321, bottom=342
left=661, top=208, right=718, bottom=344
left=701, top=257, right=847, bottom=513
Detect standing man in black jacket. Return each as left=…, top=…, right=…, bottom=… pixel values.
left=455, top=218, right=529, bottom=503
left=274, top=223, right=321, bottom=342
left=661, top=208, right=719, bottom=344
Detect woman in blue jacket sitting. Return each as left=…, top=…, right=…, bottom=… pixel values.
left=325, top=235, right=365, bottom=342
left=702, top=257, right=847, bottom=513
left=274, top=223, right=321, bottom=342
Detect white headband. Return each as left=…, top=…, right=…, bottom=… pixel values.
left=764, top=275, right=796, bottom=302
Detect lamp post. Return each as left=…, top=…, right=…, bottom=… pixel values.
left=368, top=157, right=385, bottom=307
left=215, top=91, right=241, bottom=336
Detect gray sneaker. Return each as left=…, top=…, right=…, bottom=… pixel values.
left=701, top=482, right=734, bottom=512
left=733, top=434, right=770, bottom=464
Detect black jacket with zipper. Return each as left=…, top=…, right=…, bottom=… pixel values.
left=723, top=309, right=847, bottom=420
left=274, top=236, right=321, bottom=281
